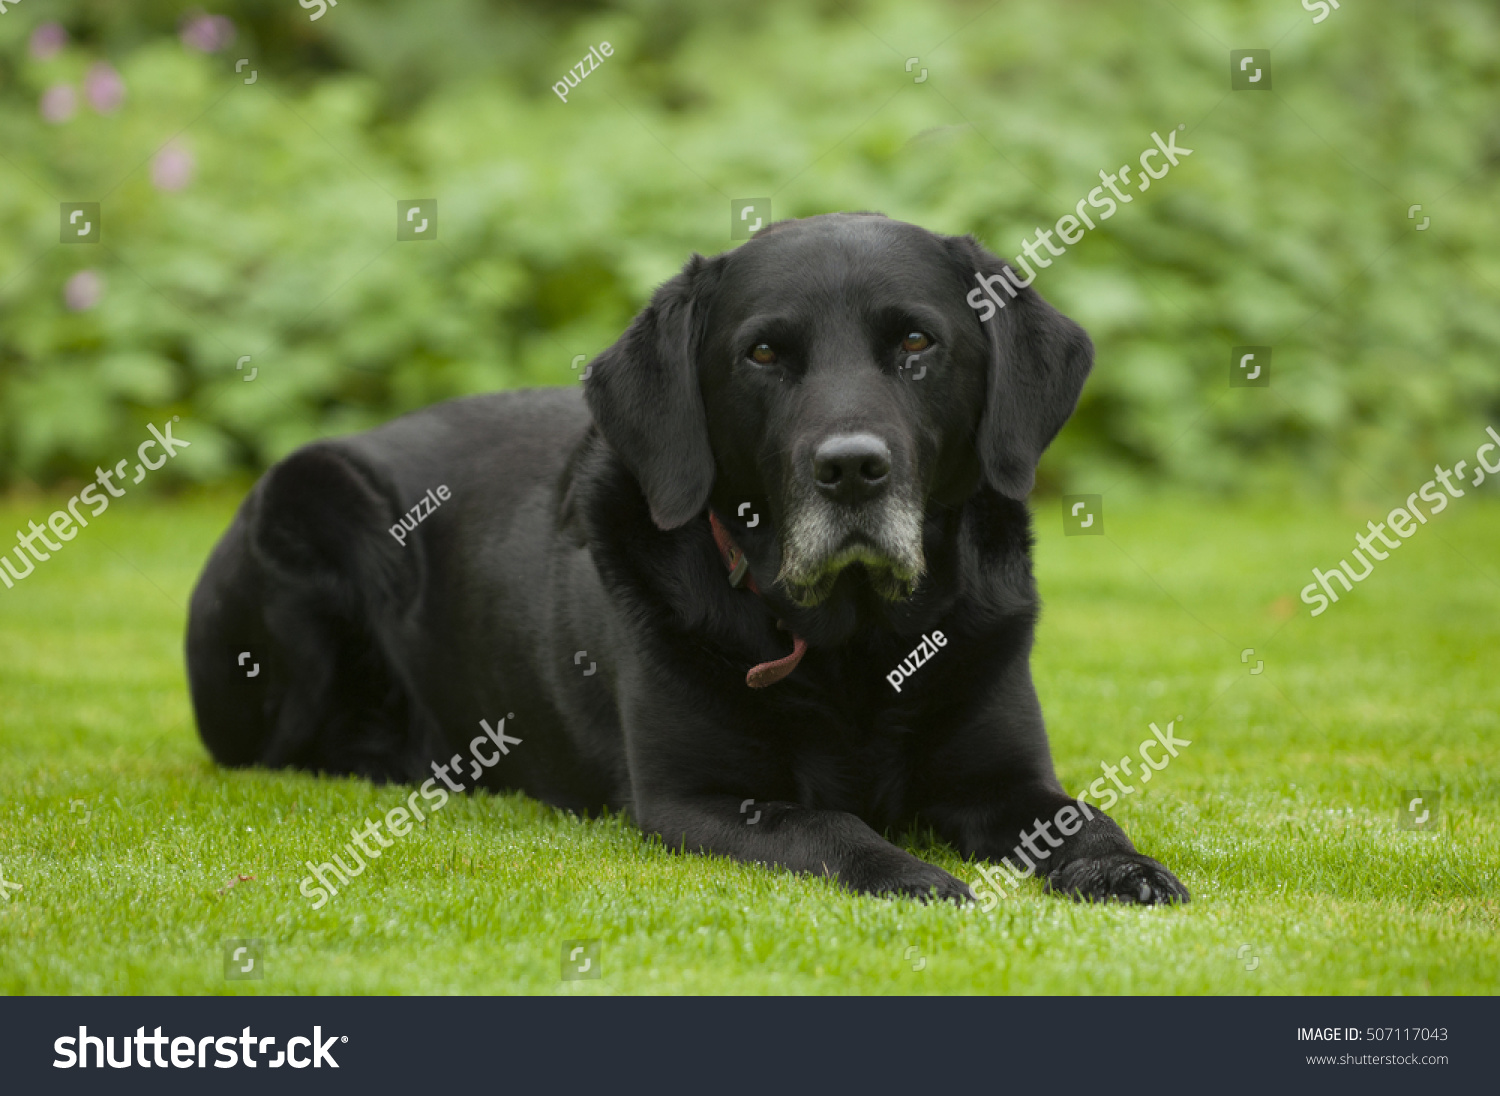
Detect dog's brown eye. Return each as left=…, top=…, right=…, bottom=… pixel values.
left=749, top=344, right=777, bottom=365
left=901, top=332, right=932, bottom=353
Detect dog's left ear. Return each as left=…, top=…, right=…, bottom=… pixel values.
left=946, top=234, right=1094, bottom=500
left=584, top=254, right=721, bottom=529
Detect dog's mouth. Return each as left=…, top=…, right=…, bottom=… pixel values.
left=775, top=507, right=925, bottom=607
left=781, top=543, right=920, bottom=606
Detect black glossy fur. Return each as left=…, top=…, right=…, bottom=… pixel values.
left=186, top=212, right=1188, bottom=904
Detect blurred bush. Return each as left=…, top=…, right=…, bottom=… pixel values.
left=1, top=0, right=1497, bottom=496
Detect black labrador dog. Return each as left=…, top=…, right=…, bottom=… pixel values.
left=187, top=212, right=1188, bottom=905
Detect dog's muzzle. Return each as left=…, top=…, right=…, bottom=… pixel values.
left=776, top=433, right=925, bottom=606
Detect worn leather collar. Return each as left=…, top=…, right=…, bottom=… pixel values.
left=707, top=511, right=807, bottom=688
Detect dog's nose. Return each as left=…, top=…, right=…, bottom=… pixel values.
left=812, top=433, right=891, bottom=504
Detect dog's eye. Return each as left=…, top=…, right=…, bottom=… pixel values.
left=749, top=343, right=778, bottom=365
left=901, top=332, right=933, bottom=353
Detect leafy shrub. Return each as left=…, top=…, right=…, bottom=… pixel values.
left=1, top=0, right=1497, bottom=496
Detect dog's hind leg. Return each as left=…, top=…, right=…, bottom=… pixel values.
left=186, top=503, right=275, bottom=768
left=186, top=442, right=435, bottom=783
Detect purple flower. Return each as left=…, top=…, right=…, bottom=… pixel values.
left=30, top=22, right=69, bottom=61
left=179, top=11, right=236, bottom=54
left=85, top=63, right=126, bottom=114
left=152, top=142, right=195, bottom=192
left=64, top=270, right=105, bottom=312
left=40, top=84, right=77, bottom=124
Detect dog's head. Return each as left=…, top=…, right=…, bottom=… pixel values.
left=585, top=212, right=1092, bottom=608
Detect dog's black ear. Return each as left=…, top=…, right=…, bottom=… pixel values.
left=946, top=234, right=1094, bottom=500
left=584, top=254, right=721, bottom=529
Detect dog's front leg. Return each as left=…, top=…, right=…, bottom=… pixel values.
left=918, top=665, right=1190, bottom=905
left=638, top=795, right=973, bottom=902
left=617, top=685, right=971, bottom=901
left=926, top=775, right=1190, bottom=905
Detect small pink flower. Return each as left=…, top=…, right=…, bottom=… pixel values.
left=179, top=11, right=236, bottom=53
left=40, top=84, right=77, bottom=124
left=30, top=22, right=69, bottom=61
left=64, top=270, right=105, bottom=312
left=85, top=63, right=126, bottom=114
left=152, top=142, right=195, bottom=192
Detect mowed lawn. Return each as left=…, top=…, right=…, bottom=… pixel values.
left=0, top=487, right=1495, bottom=995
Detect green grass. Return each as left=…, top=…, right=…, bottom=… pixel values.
left=0, top=487, right=1496, bottom=994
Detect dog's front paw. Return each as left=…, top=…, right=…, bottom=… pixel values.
left=844, top=856, right=974, bottom=904
left=1045, top=853, right=1189, bottom=905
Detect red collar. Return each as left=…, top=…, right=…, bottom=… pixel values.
left=708, top=511, right=807, bottom=688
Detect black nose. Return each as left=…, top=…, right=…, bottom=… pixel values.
left=811, top=433, right=892, bottom=505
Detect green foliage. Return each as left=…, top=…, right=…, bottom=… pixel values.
left=1, top=0, right=1498, bottom=493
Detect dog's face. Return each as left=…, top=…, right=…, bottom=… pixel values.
left=586, top=212, right=1093, bottom=609
left=698, top=216, right=988, bottom=605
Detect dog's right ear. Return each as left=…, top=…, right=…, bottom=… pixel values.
left=584, top=254, right=721, bottom=530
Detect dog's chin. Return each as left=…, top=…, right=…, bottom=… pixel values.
left=775, top=492, right=927, bottom=607
left=780, top=543, right=922, bottom=608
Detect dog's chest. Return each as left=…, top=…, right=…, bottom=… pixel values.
left=783, top=712, right=913, bottom=824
